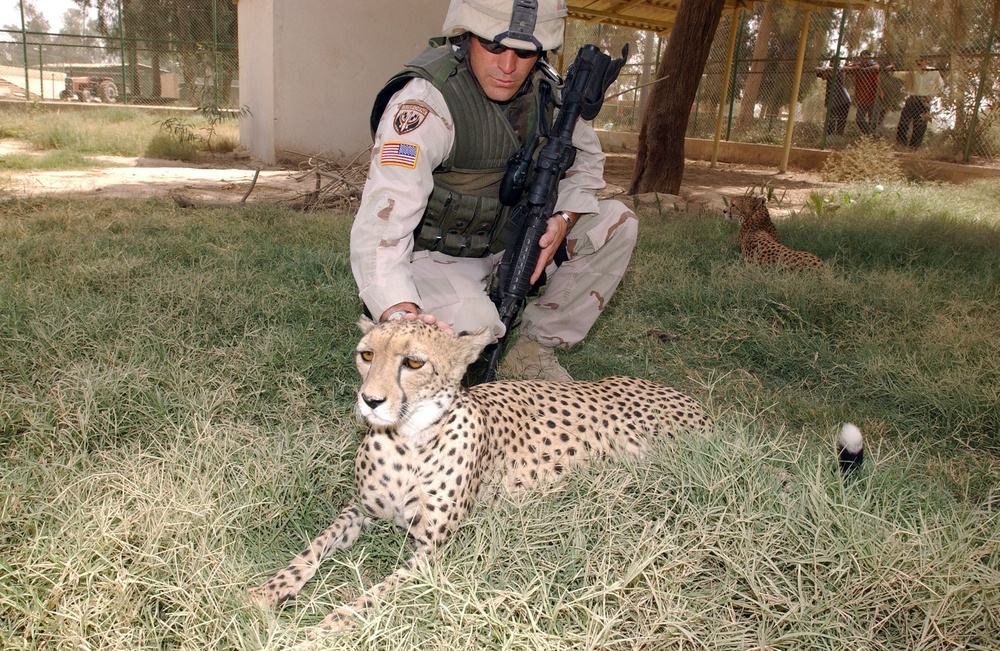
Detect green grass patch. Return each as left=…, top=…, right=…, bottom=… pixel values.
left=0, top=106, right=240, bottom=163
left=1, top=189, right=998, bottom=649
left=0, top=149, right=111, bottom=171
left=143, top=132, right=203, bottom=162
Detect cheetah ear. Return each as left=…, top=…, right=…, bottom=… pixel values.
left=357, top=315, right=378, bottom=334
left=455, top=326, right=493, bottom=367
left=753, top=197, right=767, bottom=210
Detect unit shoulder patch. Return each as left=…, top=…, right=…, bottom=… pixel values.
left=393, top=102, right=431, bottom=135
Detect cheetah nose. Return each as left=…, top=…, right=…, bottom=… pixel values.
left=361, top=393, right=385, bottom=410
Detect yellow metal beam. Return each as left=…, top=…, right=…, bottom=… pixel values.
left=781, top=8, right=811, bottom=173
left=712, top=6, right=742, bottom=168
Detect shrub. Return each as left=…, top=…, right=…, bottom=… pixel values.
left=144, top=132, right=201, bottom=162
left=821, top=136, right=906, bottom=183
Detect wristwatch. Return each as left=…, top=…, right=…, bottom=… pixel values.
left=556, top=211, right=573, bottom=230
left=384, top=309, right=412, bottom=322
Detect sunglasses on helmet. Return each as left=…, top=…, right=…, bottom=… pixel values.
left=476, top=35, right=540, bottom=59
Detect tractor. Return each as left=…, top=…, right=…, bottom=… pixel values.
left=59, top=75, right=120, bottom=103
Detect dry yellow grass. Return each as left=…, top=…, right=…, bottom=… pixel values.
left=821, top=137, right=906, bottom=184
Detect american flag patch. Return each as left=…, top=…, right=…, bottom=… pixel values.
left=380, top=141, right=419, bottom=168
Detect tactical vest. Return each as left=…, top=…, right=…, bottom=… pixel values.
left=371, top=43, right=553, bottom=257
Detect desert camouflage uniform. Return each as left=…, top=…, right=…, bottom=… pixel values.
left=349, top=75, right=637, bottom=349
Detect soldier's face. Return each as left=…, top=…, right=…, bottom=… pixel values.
left=468, top=36, right=539, bottom=102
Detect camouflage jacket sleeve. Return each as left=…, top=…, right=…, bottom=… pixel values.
left=349, top=78, right=454, bottom=319
left=554, top=117, right=606, bottom=217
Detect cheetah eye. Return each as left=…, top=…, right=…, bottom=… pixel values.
left=359, top=350, right=373, bottom=362
left=403, top=357, right=425, bottom=370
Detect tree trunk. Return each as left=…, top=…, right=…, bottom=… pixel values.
left=151, top=50, right=162, bottom=98
left=630, top=0, right=726, bottom=195
left=738, top=5, right=775, bottom=129
left=129, top=46, right=141, bottom=97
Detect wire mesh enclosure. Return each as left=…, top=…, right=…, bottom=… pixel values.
left=567, top=0, right=999, bottom=164
left=2, top=1, right=997, bottom=163
left=1, top=0, right=237, bottom=108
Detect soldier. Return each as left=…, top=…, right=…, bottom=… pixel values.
left=816, top=64, right=851, bottom=136
left=889, top=56, right=944, bottom=148
left=350, top=0, right=638, bottom=381
left=844, top=50, right=885, bottom=137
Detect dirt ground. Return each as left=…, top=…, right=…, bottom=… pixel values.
left=1, top=140, right=836, bottom=216
left=601, top=152, right=835, bottom=215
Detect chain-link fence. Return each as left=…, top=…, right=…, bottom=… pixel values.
left=1, top=0, right=237, bottom=108
left=568, top=0, right=999, bottom=165
left=4, top=2, right=996, bottom=162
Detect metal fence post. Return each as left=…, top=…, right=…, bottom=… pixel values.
left=820, top=9, right=848, bottom=150
left=37, top=34, right=43, bottom=100
left=964, top=0, right=1000, bottom=162
left=213, top=0, right=220, bottom=107
left=19, top=0, right=29, bottom=101
left=116, top=0, right=128, bottom=103
left=691, top=78, right=703, bottom=132
left=725, top=11, right=745, bottom=141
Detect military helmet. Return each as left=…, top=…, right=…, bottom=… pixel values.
left=442, top=0, right=568, bottom=52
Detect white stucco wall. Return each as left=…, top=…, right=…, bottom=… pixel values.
left=238, top=0, right=450, bottom=163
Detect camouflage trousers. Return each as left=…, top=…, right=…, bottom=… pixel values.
left=407, top=199, right=638, bottom=349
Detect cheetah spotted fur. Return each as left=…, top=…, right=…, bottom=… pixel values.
left=725, top=195, right=827, bottom=271
left=248, top=316, right=712, bottom=633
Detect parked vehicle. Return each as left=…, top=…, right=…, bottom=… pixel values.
left=59, top=75, right=119, bottom=103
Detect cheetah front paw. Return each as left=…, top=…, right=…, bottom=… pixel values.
left=247, top=584, right=293, bottom=611
left=307, top=606, right=361, bottom=638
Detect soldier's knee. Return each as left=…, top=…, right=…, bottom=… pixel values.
left=606, top=201, right=638, bottom=248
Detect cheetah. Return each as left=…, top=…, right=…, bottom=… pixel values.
left=249, top=316, right=712, bottom=633
left=725, top=195, right=827, bottom=271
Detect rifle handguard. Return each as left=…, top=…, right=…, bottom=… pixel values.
left=482, top=42, right=629, bottom=384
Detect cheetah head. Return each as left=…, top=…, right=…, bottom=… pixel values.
left=724, top=195, right=767, bottom=224
left=354, top=317, right=492, bottom=438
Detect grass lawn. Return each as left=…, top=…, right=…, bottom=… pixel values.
left=1, top=181, right=999, bottom=650
left=0, top=105, right=239, bottom=167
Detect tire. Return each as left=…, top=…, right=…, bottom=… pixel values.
left=59, top=90, right=73, bottom=100
left=78, top=89, right=92, bottom=102
left=98, top=80, right=119, bottom=103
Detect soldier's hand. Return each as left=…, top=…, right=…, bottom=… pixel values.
left=530, top=214, right=570, bottom=285
left=381, top=303, right=455, bottom=335
left=401, top=311, right=455, bottom=335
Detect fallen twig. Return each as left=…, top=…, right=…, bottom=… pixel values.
left=172, top=167, right=262, bottom=209
left=282, top=147, right=371, bottom=211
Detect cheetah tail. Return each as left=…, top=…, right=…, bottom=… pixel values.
left=837, top=422, right=864, bottom=476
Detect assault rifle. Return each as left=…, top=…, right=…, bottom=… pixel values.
left=481, top=43, right=628, bottom=383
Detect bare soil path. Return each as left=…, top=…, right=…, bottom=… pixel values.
left=1, top=140, right=837, bottom=216
left=601, top=153, right=837, bottom=216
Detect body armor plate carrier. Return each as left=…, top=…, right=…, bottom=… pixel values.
left=371, top=42, right=553, bottom=257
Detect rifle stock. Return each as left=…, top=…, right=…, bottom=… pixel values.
left=482, top=43, right=628, bottom=383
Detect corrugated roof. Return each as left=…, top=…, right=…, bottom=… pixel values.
left=566, top=1, right=890, bottom=33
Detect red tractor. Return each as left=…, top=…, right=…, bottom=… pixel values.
left=60, top=75, right=120, bottom=103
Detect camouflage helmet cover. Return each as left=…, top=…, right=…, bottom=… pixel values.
left=442, top=0, right=568, bottom=52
